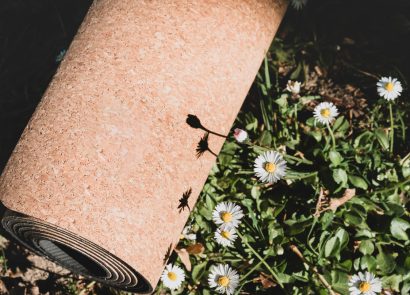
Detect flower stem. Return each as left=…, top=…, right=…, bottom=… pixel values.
left=237, top=231, right=284, bottom=289
left=294, top=104, right=300, bottom=142
left=240, top=259, right=264, bottom=282
left=289, top=245, right=337, bottom=295
left=326, top=122, right=336, bottom=149
left=389, top=102, right=394, bottom=154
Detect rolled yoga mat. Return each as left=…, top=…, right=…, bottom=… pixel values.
left=0, top=0, right=287, bottom=293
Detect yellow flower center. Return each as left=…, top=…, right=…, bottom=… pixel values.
left=167, top=271, right=177, bottom=281
left=221, top=230, right=231, bottom=239
left=264, top=162, right=276, bottom=173
left=218, top=276, right=230, bottom=287
left=359, top=281, right=371, bottom=292
left=320, top=108, right=331, bottom=118
left=221, top=212, right=232, bottom=223
left=179, top=234, right=185, bottom=240
left=385, top=82, right=394, bottom=92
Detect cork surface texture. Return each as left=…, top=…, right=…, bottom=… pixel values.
left=0, top=0, right=287, bottom=288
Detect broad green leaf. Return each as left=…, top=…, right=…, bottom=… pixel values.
left=359, top=240, right=375, bottom=255
left=360, top=255, right=377, bottom=272
left=377, top=248, right=396, bottom=275
left=375, top=128, right=389, bottom=150
left=382, top=274, right=402, bottom=292
left=329, top=150, right=342, bottom=166
left=259, top=129, right=272, bottom=147
left=333, top=168, right=348, bottom=185
left=324, top=236, right=340, bottom=257
left=192, top=261, right=208, bottom=281
left=348, top=175, right=368, bottom=190
left=390, top=218, right=410, bottom=241
left=335, top=228, right=349, bottom=250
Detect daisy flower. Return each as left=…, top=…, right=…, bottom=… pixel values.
left=233, top=128, right=248, bottom=143
left=291, top=0, right=308, bottom=10
left=160, top=264, right=185, bottom=290
left=215, top=226, right=238, bottom=247
left=180, top=225, right=196, bottom=241
left=313, top=102, right=339, bottom=125
left=348, top=271, right=382, bottom=295
left=286, top=80, right=302, bottom=95
left=212, top=202, right=244, bottom=229
left=208, top=264, right=239, bottom=295
left=377, top=76, right=402, bottom=101
left=254, top=151, right=287, bottom=184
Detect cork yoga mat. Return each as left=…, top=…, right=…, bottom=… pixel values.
left=0, top=0, right=286, bottom=293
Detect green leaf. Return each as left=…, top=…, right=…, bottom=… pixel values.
left=333, top=168, right=348, bottom=185
left=310, top=130, right=322, bottom=142
left=359, top=240, right=375, bottom=255
left=375, top=128, right=389, bottom=150
left=382, top=274, right=402, bottom=292
left=344, top=210, right=364, bottom=226
left=275, top=94, right=288, bottom=110
left=191, top=261, right=208, bottom=281
left=390, top=217, right=410, bottom=241
left=284, top=216, right=313, bottom=236
left=360, top=255, right=377, bottom=272
left=335, top=228, right=349, bottom=250
left=332, top=116, right=348, bottom=133
left=377, top=248, right=396, bottom=275
left=348, top=175, right=368, bottom=190
left=324, top=236, right=340, bottom=257
left=329, top=150, right=342, bottom=166
left=259, top=130, right=272, bottom=147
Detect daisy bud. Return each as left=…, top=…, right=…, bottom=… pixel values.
left=233, top=128, right=248, bottom=143
left=286, top=80, right=302, bottom=95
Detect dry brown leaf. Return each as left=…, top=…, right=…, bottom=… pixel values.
left=186, top=243, right=205, bottom=255
left=315, top=188, right=356, bottom=217
left=253, top=272, right=276, bottom=289
left=328, top=188, right=356, bottom=212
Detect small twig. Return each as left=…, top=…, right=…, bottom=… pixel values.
left=289, top=245, right=337, bottom=295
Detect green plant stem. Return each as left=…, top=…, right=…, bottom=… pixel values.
left=326, top=122, right=336, bottom=149
left=294, top=104, right=300, bottom=142
left=245, top=142, right=314, bottom=165
left=306, top=217, right=319, bottom=256
left=389, top=102, right=394, bottom=154
left=240, top=259, right=265, bottom=282
left=237, top=231, right=284, bottom=289
left=235, top=279, right=253, bottom=295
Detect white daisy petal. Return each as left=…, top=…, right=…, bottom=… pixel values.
left=180, top=225, right=197, bottom=241
left=215, top=226, right=238, bottom=247
left=348, top=271, right=382, bottom=295
left=377, top=76, right=402, bottom=101
left=208, top=264, right=239, bottom=295
left=161, top=264, right=185, bottom=290
left=212, top=202, right=244, bottom=229
left=313, top=102, right=339, bottom=125
left=253, top=151, right=287, bottom=184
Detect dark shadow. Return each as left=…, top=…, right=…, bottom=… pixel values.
left=162, top=243, right=173, bottom=266
left=186, top=114, right=227, bottom=138
left=195, top=132, right=217, bottom=158
left=178, top=188, right=192, bottom=213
